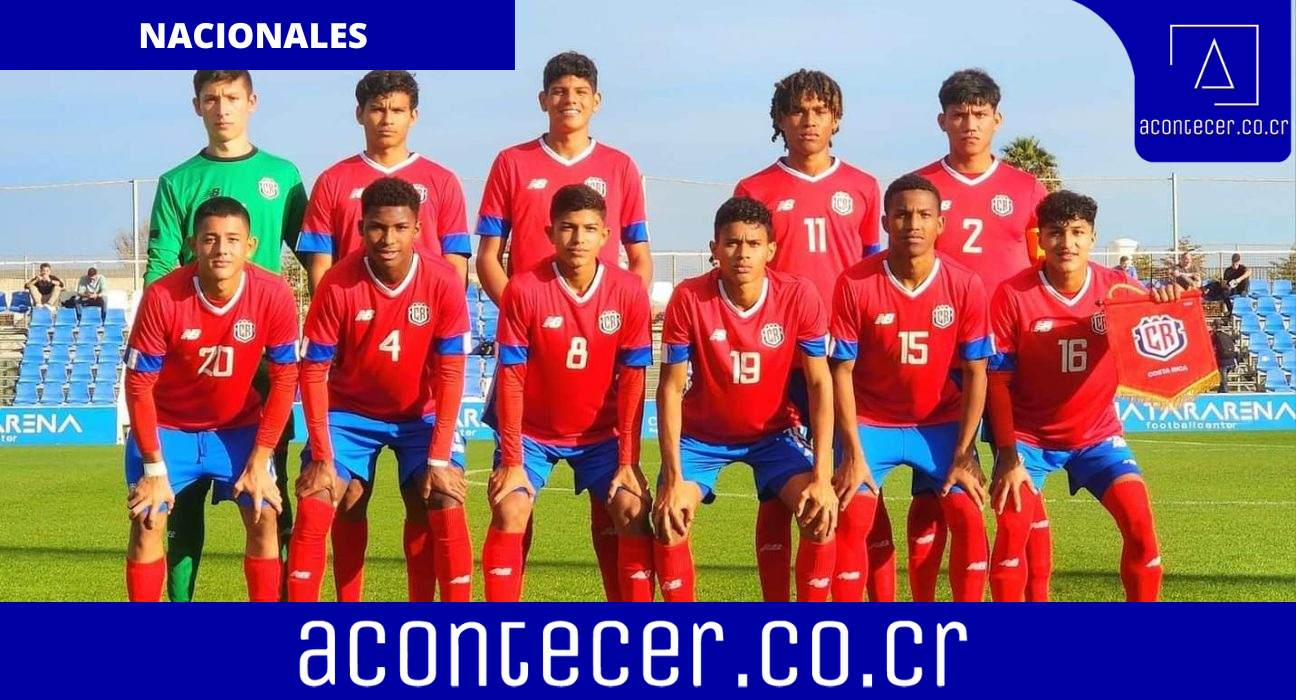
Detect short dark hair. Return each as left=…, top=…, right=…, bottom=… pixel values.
left=1119, top=256, right=1130, bottom=264
left=361, top=177, right=421, bottom=218
left=87, top=267, right=98, bottom=275
left=714, top=197, right=772, bottom=240
left=550, top=184, right=607, bottom=222
left=938, top=68, right=1001, bottom=110
left=883, top=174, right=942, bottom=213
left=356, top=70, right=419, bottom=109
left=770, top=69, right=843, bottom=144
left=1232, top=253, right=1243, bottom=263
left=193, top=196, right=251, bottom=235
left=543, top=51, right=598, bottom=91
left=39, top=263, right=50, bottom=270
left=193, top=71, right=252, bottom=98
left=1036, top=190, right=1099, bottom=228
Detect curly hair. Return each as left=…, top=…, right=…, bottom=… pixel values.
left=361, top=177, right=421, bottom=218
left=769, top=69, right=843, bottom=144
left=714, top=196, right=773, bottom=240
left=543, top=51, right=598, bottom=91
left=356, top=70, right=419, bottom=108
left=1036, top=190, right=1098, bottom=228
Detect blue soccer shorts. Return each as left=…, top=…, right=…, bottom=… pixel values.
left=673, top=429, right=814, bottom=504
left=1015, top=435, right=1142, bottom=500
left=124, top=424, right=271, bottom=512
left=491, top=435, right=620, bottom=502
left=843, top=421, right=975, bottom=496
left=299, top=411, right=466, bottom=487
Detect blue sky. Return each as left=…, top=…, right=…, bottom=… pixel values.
left=0, top=0, right=1292, bottom=262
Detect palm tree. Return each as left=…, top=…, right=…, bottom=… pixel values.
left=1001, top=136, right=1061, bottom=192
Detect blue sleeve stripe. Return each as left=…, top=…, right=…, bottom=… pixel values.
left=125, top=348, right=163, bottom=373
left=499, top=343, right=528, bottom=365
left=620, top=345, right=652, bottom=367
left=665, top=343, right=689, bottom=364
left=475, top=216, right=510, bottom=237
left=960, top=335, right=995, bottom=361
left=621, top=221, right=649, bottom=244
left=864, top=242, right=883, bottom=257
left=435, top=335, right=468, bottom=356
left=830, top=339, right=859, bottom=361
left=302, top=340, right=335, bottom=362
left=296, top=231, right=334, bottom=255
left=988, top=352, right=1017, bottom=372
left=440, top=233, right=472, bottom=256
left=798, top=336, right=827, bottom=358
left=266, top=343, right=299, bottom=364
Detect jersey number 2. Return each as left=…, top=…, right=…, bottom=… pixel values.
left=962, top=218, right=984, bottom=254
left=197, top=346, right=234, bottom=377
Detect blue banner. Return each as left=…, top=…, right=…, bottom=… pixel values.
left=1117, top=393, right=1296, bottom=432
left=0, top=406, right=118, bottom=446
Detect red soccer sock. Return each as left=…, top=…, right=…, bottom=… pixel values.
left=331, top=516, right=369, bottom=602
left=287, top=497, right=335, bottom=602
left=618, top=534, right=656, bottom=602
left=483, top=527, right=525, bottom=602
left=1101, top=480, right=1163, bottom=602
left=832, top=495, right=877, bottom=602
left=245, top=556, right=281, bottom=602
left=403, top=519, right=436, bottom=602
left=1026, top=499, right=1053, bottom=602
left=907, top=493, right=947, bottom=602
left=429, top=507, right=473, bottom=602
left=866, top=496, right=897, bottom=602
left=941, top=491, right=989, bottom=602
left=590, top=498, right=622, bottom=602
left=653, top=540, right=696, bottom=602
left=125, top=557, right=165, bottom=602
left=795, top=537, right=837, bottom=602
left=990, top=488, right=1039, bottom=602
left=755, top=499, right=793, bottom=602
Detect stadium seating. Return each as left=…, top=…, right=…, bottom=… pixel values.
left=1280, top=295, right=1296, bottom=317
left=21, top=346, right=44, bottom=366
left=1255, top=350, right=1280, bottom=372
left=47, top=345, right=71, bottom=364
left=66, top=382, right=90, bottom=404
left=105, top=308, right=127, bottom=327
left=1263, top=313, right=1287, bottom=333
left=99, top=341, right=122, bottom=361
left=73, top=340, right=97, bottom=362
left=50, top=326, right=75, bottom=346
left=53, top=310, right=77, bottom=328
left=1274, top=333, right=1295, bottom=353
left=91, top=381, right=116, bottom=405
left=1282, top=353, right=1296, bottom=372
left=1238, top=313, right=1263, bottom=334
left=1255, top=296, right=1278, bottom=315
left=79, top=306, right=103, bottom=325
left=1249, top=279, right=1271, bottom=298
left=465, top=358, right=484, bottom=398
left=1263, top=371, right=1293, bottom=392
left=1272, top=280, right=1293, bottom=297
left=13, top=381, right=38, bottom=406
left=69, top=363, right=94, bottom=383
left=8, top=292, right=31, bottom=314
left=38, top=385, right=63, bottom=405
left=19, top=362, right=42, bottom=382
left=1247, top=331, right=1270, bottom=351
left=0, top=291, right=6, bottom=312
left=44, top=361, right=68, bottom=382
left=29, top=306, right=52, bottom=328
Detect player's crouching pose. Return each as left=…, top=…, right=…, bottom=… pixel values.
left=483, top=184, right=655, bottom=602
left=987, top=191, right=1165, bottom=602
left=124, top=197, right=299, bottom=602
left=287, top=177, right=472, bottom=602
left=654, top=196, right=838, bottom=602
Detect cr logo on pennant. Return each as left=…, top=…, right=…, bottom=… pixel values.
left=1131, top=314, right=1187, bottom=361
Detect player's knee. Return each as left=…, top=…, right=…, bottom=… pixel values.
left=336, top=480, right=371, bottom=520
left=490, top=493, right=533, bottom=532
left=796, top=522, right=833, bottom=544
left=424, top=492, right=463, bottom=512
left=608, top=491, right=649, bottom=535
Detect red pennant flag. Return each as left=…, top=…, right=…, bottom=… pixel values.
left=1103, top=286, right=1220, bottom=406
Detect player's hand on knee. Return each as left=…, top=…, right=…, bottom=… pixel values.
left=990, top=450, right=1035, bottom=515
left=832, top=450, right=876, bottom=509
left=797, top=476, right=839, bottom=539
left=941, top=449, right=987, bottom=510
left=295, top=459, right=340, bottom=506
left=127, top=476, right=174, bottom=530
left=608, top=464, right=651, bottom=505
left=488, top=467, right=534, bottom=506
left=424, top=464, right=467, bottom=505
left=653, top=482, right=693, bottom=542
left=234, top=458, right=283, bottom=524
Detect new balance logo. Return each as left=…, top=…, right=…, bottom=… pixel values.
left=874, top=313, right=895, bottom=325
left=630, top=570, right=654, bottom=580
left=542, top=316, right=563, bottom=329
left=487, top=567, right=513, bottom=577
left=661, top=578, right=684, bottom=591
left=868, top=539, right=893, bottom=550
left=526, top=178, right=548, bottom=190
left=913, top=534, right=936, bottom=545
left=836, top=571, right=861, bottom=581
left=1146, top=557, right=1162, bottom=568
left=289, top=570, right=312, bottom=580
left=350, top=188, right=365, bottom=199
left=775, top=199, right=795, bottom=212
left=449, top=575, right=471, bottom=585
left=967, top=561, right=988, bottom=571
left=709, top=329, right=727, bottom=342
left=1031, top=520, right=1050, bottom=530
left=807, top=577, right=831, bottom=589
left=997, top=558, right=1021, bottom=568
left=180, top=328, right=201, bottom=340
left=757, top=543, right=784, bottom=553
left=355, top=310, right=374, bottom=321
left=1033, top=320, right=1054, bottom=332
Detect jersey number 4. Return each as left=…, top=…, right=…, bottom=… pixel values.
left=379, top=330, right=402, bottom=362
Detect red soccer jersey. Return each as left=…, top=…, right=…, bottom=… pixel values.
left=298, top=153, right=470, bottom=260
left=497, top=260, right=651, bottom=445
left=914, top=157, right=1048, bottom=298
left=125, top=263, right=299, bottom=431
left=734, top=158, right=882, bottom=305
left=831, top=253, right=993, bottom=427
left=301, top=253, right=470, bottom=423
left=990, top=263, right=1128, bottom=449
left=662, top=269, right=828, bottom=444
left=475, top=138, right=649, bottom=276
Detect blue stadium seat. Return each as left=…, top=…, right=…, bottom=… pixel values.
left=1255, top=296, right=1279, bottom=315
left=69, top=363, right=94, bottom=383
left=91, top=381, right=116, bottom=405
left=464, top=358, right=484, bottom=398
left=29, top=305, right=52, bottom=328
left=1238, top=313, right=1263, bottom=334
left=13, top=381, right=39, bottom=406
left=50, top=326, right=75, bottom=346
left=46, top=345, right=71, bottom=364
left=1263, top=371, right=1293, bottom=393
left=8, top=291, right=32, bottom=314
left=1247, top=331, right=1270, bottom=351
left=66, top=382, right=91, bottom=404
left=1280, top=295, right=1296, bottom=317
left=1272, top=280, right=1293, bottom=297
left=1282, top=354, right=1296, bottom=372
left=44, top=361, right=68, bottom=383
left=19, top=362, right=42, bottom=382
left=1255, top=350, right=1280, bottom=371
left=99, top=341, right=122, bottom=362
left=0, top=291, right=6, bottom=312
left=53, top=310, right=77, bottom=328
left=1263, top=313, right=1287, bottom=333
left=38, top=385, right=64, bottom=405
left=1249, top=279, right=1271, bottom=298
left=1274, top=334, right=1295, bottom=353
left=79, top=306, right=103, bottom=326
left=105, top=308, right=127, bottom=326
left=73, top=341, right=97, bottom=362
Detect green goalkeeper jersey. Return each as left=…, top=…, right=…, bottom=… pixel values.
left=145, top=147, right=307, bottom=285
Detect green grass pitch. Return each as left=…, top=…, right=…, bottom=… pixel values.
left=0, top=431, right=1292, bottom=601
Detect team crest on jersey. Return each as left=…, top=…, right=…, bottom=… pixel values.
left=584, top=177, right=608, bottom=197
left=990, top=194, right=1013, bottom=217
left=413, top=183, right=429, bottom=203
left=233, top=319, right=256, bottom=343
left=1131, top=314, right=1187, bottom=361
left=407, top=303, right=430, bottom=327
left=1091, top=311, right=1108, bottom=335
left=258, top=177, right=279, bottom=200
left=599, top=310, right=622, bottom=334
left=932, top=304, right=955, bottom=329
left=941, top=200, right=952, bottom=212
left=831, top=191, right=854, bottom=216
left=761, top=323, right=785, bottom=348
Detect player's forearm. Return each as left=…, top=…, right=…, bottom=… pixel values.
left=656, top=372, right=685, bottom=483
left=956, top=361, right=988, bottom=455
left=987, top=372, right=1017, bottom=454
left=803, top=357, right=835, bottom=480
left=616, top=367, right=646, bottom=466
left=626, top=245, right=653, bottom=291
left=831, top=360, right=864, bottom=458
left=306, top=254, right=333, bottom=296
left=429, top=354, right=466, bottom=463
left=300, top=361, right=332, bottom=461
left=497, top=364, right=526, bottom=466
left=476, top=240, right=510, bottom=306
left=124, top=370, right=162, bottom=455
left=255, top=361, right=299, bottom=449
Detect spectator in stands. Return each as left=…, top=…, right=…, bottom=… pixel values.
left=1211, top=319, right=1237, bottom=393
left=72, top=266, right=107, bottom=319
left=1204, top=253, right=1251, bottom=314
left=1167, top=251, right=1203, bottom=290
left=24, top=263, right=63, bottom=310
left=1113, top=255, right=1137, bottom=278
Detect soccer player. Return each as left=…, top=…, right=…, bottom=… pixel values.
left=287, top=177, right=471, bottom=602
left=901, top=69, right=1051, bottom=601
left=123, top=196, right=299, bottom=602
left=653, top=196, right=838, bottom=602
left=297, top=70, right=471, bottom=291
left=987, top=191, right=1165, bottom=602
left=829, top=174, right=992, bottom=603
left=482, top=184, right=654, bottom=602
left=733, top=69, right=881, bottom=602
left=475, top=51, right=653, bottom=600
left=146, top=70, right=307, bottom=603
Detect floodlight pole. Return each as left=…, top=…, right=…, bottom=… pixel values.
left=131, top=179, right=140, bottom=291
left=1170, top=172, right=1180, bottom=252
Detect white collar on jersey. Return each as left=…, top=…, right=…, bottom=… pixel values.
left=883, top=257, right=942, bottom=299
left=1039, top=266, right=1092, bottom=307
left=554, top=261, right=605, bottom=304
left=360, top=151, right=421, bottom=175
left=775, top=157, right=842, bottom=183
left=364, top=254, right=421, bottom=298
left=538, top=136, right=597, bottom=167
left=717, top=275, right=769, bottom=319
left=938, top=155, right=1000, bottom=187
left=191, top=271, right=247, bottom=316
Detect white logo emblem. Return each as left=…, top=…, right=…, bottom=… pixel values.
left=449, top=575, right=471, bottom=585
left=526, top=178, right=548, bottom=190
left=487, top=568, right=513, bottom=577
left=349, top=188, right=365, bottom=200
left=874, top=313, right=895, bottom=325
left=629, top=570, right=654, bottom=580
left=1091, top=312, right=1108, bottom=335
left=836, top=571, right=861, bottom=581
left=761, top=323, right=785, bottom=348
left=1111, top=436, right=1128, bottom=448
left=180, top=328, right=201, bottom=341
left=1033, top=319, right=1054, bottom=333
left=808, top=577, right=831, bottom=589
left=776, top=198, right=795, bottom=212
left=584, top=177, right=607, bottom=197
left=599, top=310, right=622, bottom=334
left=941, top=199, right=952, bottom=212
left=542, top=316, right=564, bottom=329
left=661, top=578, right=683, bottom=592
left=289, top=570, right=312, bottom=580
left=412, top=183, right=428, bottom=203
left=233, top=319, right=255, bottom=343
left=258, top=177, right=279, bottom=200
left=831, top=191, right=854, bottom=216
left=932, top=304, right=955, bottom=329
left=1131, top=314, right=1187, bottom=361
left=355, top=310, right=374, bottom=322
left=709, top=329, right=727, bottom=342
left=407, top=302, right=430, bottom=327
left=990, top=194, right=1014, bottom=217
